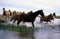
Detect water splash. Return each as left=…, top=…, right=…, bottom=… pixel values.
left=1, top=17, right=60, bottom=27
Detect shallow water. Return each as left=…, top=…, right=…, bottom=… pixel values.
left=0, top=18, right=60, bottom=39
left=0, top=25, right=60, bottom=39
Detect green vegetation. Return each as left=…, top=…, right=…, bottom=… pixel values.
left=0, top=23, right=33, bottom=32
left=0, top=19, right=5, bottom=23
left=0, top=15, right=6, bottom=23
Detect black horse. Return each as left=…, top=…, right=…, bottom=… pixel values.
left=10, top=10, right=44, bottom=27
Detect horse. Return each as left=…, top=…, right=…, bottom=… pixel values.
left=3, top=8, right=22, bottom=21
left=3, top=8, right=12, bottom=17
left=10, top=10, right=44, bottom=27
left=40, top=14, right=54, bottom=23
left=10, top=12, right=26, bottom=23
left=2, top=8, right=12, bottom=20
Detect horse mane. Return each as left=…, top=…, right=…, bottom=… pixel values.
left=26, top=11, right=33, bottom=16
left=48, top=14, right=52, bottom=17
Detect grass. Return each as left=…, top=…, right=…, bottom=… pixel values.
left=0, top=19, right=5, bottom=23
left=0, top=23, right=34, bottom=32
left=0, top=15, right=6, bottom=23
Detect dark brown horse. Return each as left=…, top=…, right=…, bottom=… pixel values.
left=40, top=14, right=54, bottom=23
left=10, top=10, right=44, bottom=27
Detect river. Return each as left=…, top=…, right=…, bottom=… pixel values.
left=0, top=17, right=60, bottom=39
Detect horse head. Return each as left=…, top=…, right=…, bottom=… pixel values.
left=35, top=10, right=45, bottom=17
left=53, top=12, right=56, bottom=17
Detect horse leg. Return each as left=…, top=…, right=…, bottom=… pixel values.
left=47, top=21, right=51, bottom=24
left=32, top=22, right=34, bottom=28
left=17, top=20, right=21, bottom=31
left=10, top=20, right=16, bottom=25
left=10, top=17, right=13, bottom=21
left=40, top=20, right=43, bottom=23
left=17, top=20, right=21, bottom=25
left=46, top=21, right=49, bottom=24
left=13, top=20, right=16, bottom=24
left=23, top=21, right=25, bottom=26
left=49, top=21, right=51, bottom=24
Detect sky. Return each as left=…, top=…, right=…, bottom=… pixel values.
left=0, top=0, right=60, bottom=15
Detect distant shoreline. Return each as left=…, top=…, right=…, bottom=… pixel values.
left=55, top=16, right=60, bottom=19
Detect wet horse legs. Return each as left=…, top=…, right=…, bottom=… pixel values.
left=32, top=22, right=34, bottom=28
left=17, top=20, right=21, bottom=25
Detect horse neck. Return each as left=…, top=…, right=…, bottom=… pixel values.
left=32, top=12, right=40, bottom=18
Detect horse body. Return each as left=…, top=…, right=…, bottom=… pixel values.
left=10, top=10, right=44, bottom=27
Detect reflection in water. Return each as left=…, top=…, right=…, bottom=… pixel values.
left=0, top=25, right=60, bottom=39
left=0, top=29, right=35, bottom=39
left=19, top=29, right=35, bottom=39
left=0, top=18, right=60, bottom=39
